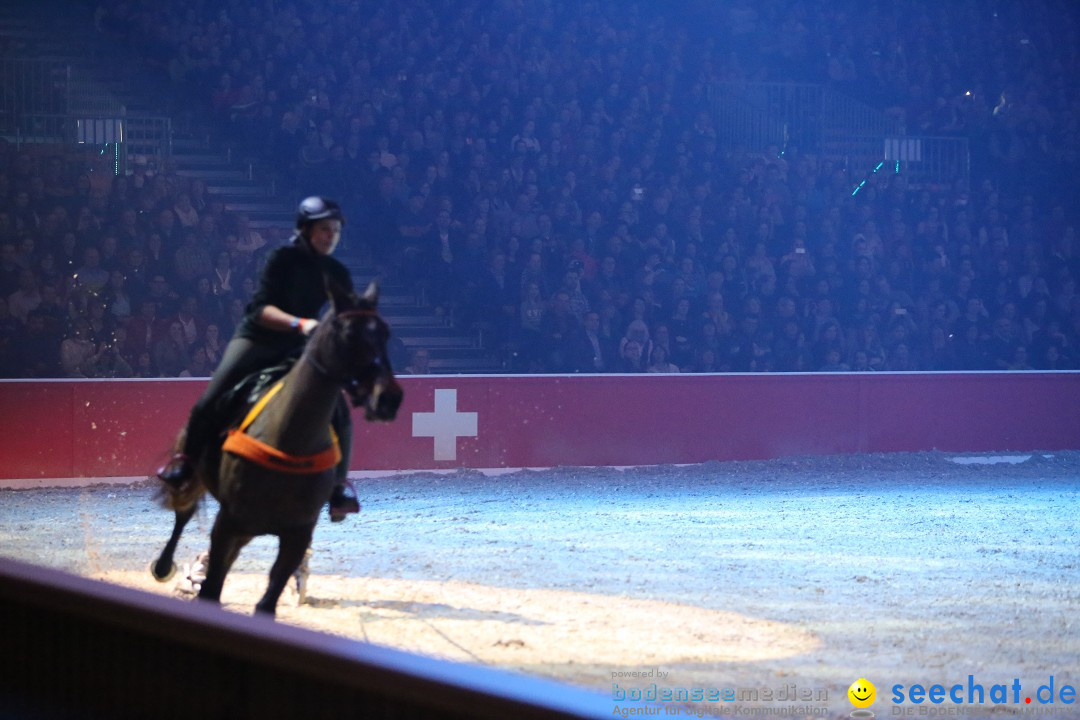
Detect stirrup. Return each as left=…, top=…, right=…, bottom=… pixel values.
left=328, top=481, right=360, bottom=522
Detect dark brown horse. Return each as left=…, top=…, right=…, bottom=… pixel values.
left=151, top=281, right=402, bottom=615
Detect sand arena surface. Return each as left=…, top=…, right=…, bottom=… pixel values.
left=2, top=451, right=1078, bottom=719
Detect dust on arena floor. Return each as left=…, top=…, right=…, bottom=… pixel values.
left=2, top=450, right=1078, bottom=720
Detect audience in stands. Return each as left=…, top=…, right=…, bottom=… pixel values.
left=2, top=0, right=1078, bottom=376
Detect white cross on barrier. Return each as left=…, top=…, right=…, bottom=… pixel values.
left=411, top=388, right=478, bottom=461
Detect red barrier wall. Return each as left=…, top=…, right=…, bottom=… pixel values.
left=2, top=372, right=1079, bottom=480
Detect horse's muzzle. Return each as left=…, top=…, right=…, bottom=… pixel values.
left=364, top=379, right=403, bottom=422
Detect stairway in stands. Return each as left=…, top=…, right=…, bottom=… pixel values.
left=169, top=141, right=502, bottom=373
left=1, top=0, right=503, bottom=373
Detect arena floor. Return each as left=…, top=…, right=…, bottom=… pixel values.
left=1, top=451, right=1078, bottom=719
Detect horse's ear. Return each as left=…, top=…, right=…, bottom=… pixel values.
left=360, top=280, right=379, bottom=309
left=325, top=274, right=356, bottom=314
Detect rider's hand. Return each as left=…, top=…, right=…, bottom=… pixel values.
left=299, top=318, right=319, bottom=336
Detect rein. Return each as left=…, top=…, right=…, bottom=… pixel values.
left=305, top=307, right=385, bottom=387
left=222, top=380, right=341, bottom=474
left=221, top=307, right=382, bottom=474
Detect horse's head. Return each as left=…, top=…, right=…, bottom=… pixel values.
left=311, top=279, right=403, bottom=422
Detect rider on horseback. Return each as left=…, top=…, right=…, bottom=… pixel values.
left=158, top=196, right=361, bottom=521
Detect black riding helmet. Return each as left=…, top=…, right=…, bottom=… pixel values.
left=296, top=196, right=345, bottom=230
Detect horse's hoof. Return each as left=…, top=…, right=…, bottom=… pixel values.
left=149, top=560, right=177, bottom=583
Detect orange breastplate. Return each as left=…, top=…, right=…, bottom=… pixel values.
left=221, top=381, right=341, bottom=474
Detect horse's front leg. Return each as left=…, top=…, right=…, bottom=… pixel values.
left=197, top=511, right=250, bottom=604
left=292, top=547, right=313, bottom=606
left=255, top=525, right=316, bottom=617
left=150, top=504, right=197, bottom=582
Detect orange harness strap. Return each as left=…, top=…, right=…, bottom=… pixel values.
left=222, top=380, right=341, bottom=474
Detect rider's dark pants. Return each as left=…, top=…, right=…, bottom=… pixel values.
left=331, top=392, right=352, bottom=484
left=181, top=336, right=352, bottom=483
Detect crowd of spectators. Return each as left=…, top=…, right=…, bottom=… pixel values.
left=2, top=0, right=1078, bottom=377
left=0, top=147, right=275, bottom=377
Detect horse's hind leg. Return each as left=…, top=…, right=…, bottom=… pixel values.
left=197, top=512, right=250, bottom=604
left=150, top=505, right=197, bottom=582
left=255, top=525, right=315, bottom=617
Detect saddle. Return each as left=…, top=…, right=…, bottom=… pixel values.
left=216, top=360, right=295, bottom=424
left=212, top=359, right=342, bottom=474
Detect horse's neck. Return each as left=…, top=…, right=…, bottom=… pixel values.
left=253, top=359, right=341, bottom=454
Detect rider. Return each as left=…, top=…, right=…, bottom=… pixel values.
left=157, top=196, right=360, bottom=521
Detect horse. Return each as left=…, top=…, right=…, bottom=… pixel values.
left=150, top=280, right=403, bottom=616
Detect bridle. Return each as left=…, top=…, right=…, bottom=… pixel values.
left=305, top=307, right=389, bottom=407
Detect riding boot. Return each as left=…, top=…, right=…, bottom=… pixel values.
left=328, top=394, right=358, bottom=522
left=156, top=452, right=193, bottom=489
left=157, top=407, right=213, bottom=488
left=328, top=480, right=360, bottom=522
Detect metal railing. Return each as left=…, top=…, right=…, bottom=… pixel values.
left=842, top=135, right=971, bottom=189
left=713, top=84, right=787, bottom=150
left=827, top=134, right=883, bottom=176
left=15, top=113, right=173, bottom=173
left=0, top=56, right=171, bottom=173
left=0, top=57, right=125, bottom=124
left=821, top=87, right=901, bottom=138
left=710, top=81, right=968, bottom=187
left=119, top=114, right=173, bottom=171
left=711, top=81, right=901, bottom=152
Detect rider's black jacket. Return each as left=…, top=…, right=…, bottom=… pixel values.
left=237, top=238, right=354, bottom=353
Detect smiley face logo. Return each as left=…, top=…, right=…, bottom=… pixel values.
left=848, top=678, right=876, bottom=708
